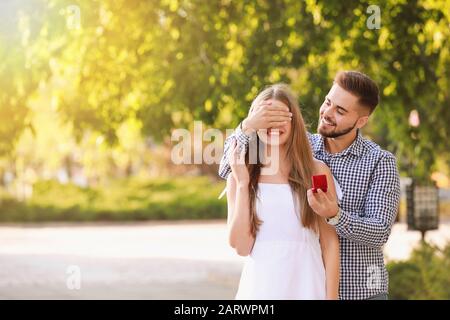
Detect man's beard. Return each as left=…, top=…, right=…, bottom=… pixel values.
left=318, top=119, right=357, bottom=138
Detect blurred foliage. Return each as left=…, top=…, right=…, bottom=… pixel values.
left=0, top=0, right=449, bottom=181
left=0, top=176, right=226, bottom=222
left=387, top=241, right=450, bottom=299
left=0, top=1, right=51, bottom=155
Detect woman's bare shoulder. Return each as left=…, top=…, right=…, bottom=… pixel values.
left=312, top=159, right=331, bottom=175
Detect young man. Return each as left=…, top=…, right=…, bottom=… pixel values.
left=218, top=71, right=401, bottom=300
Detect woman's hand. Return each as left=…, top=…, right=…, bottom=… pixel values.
left=229, top=139, right=250, bottom=185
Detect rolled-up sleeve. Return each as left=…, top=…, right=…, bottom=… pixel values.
left=335, top=153, right=401, bottom=248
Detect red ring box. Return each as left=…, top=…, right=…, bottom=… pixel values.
left=312, top=174, right=328, bottom=193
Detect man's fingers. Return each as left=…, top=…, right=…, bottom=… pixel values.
left=257, top=100, right=272, bottom=109
left=316, top=189, right=331, bottom=204
left=307, top=189, right=318, bottom=206
left=267, top=110, right=293, bottom=117
left=267, top=116, right=290, bottom=123
left=267, top=103, right=290, bottom=112
left=265, top=113, right=293, bottom=124
left=249, top=102, right=266, bottom=116
left=267, top=115, right=292, bottom=123
left=258, top=103, right=289, bottom=113
left=250, top=100, right=270, bottom=115
left=269, top=121, right=290, bottom=127
left=320, top=188, right=332, bottom=201
left=309, top=188, right=325, bottom=203
left=315, top=189, right=328, bottom=201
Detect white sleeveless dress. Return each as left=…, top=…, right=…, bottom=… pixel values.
left=235, top=181, right=342, bottom=300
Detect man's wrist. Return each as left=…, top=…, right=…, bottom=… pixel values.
left=241, top=119, right=255, bottom=136
left=326, top=205, right=341, bottom=226
left=327, top=206, right=340, bottom=218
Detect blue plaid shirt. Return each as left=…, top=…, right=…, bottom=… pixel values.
left=218, top=125, right=401, bottom=300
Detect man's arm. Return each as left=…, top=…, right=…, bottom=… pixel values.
left=334, top=153, right=401, bottom=249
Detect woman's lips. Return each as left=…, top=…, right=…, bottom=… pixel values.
left=267, top=128, right=284, bottom=135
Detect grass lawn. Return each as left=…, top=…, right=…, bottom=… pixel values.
left=0, top=176, right=227, bottom=223
left=1, top=177, right=449, bottom=223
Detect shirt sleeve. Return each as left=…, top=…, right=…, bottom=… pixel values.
left=218, top=123, right=251, bottom=180
left=334, top=153, right=401, bottom=249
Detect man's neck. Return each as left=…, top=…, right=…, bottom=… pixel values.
left=324, top=130, right=358, bottom=154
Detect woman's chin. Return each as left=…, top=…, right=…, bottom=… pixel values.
left=258, top=132, right=288, bottom=146
left=265, top=139, right=287, bottom=147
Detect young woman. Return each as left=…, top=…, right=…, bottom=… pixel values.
left=226, top=84, right=341, bottom=300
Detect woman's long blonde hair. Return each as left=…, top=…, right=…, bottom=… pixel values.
left=246, top=84, right=318, bottom=237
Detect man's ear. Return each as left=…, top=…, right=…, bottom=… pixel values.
left=356, top=115, right=369, bottom=129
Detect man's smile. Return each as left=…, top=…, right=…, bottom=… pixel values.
left=320, top=117, right=336, bottom=127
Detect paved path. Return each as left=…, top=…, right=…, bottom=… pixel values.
left=0, top=220, right=449, bottom=299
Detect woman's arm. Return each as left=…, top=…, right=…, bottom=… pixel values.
left=314, top=160, right=340, bottom=299
left=226, top=176, right=255, bottom=256
left=226, top=140, right=255, bottom=256
left=319, top=217, right=340, bottom=300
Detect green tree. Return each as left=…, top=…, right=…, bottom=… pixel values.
left=1, top=0, right=449, bottom=181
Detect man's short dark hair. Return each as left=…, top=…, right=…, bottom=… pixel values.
left=334, top=71, right=380, bottom=114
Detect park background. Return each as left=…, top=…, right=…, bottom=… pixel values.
left=0, top=0, right=449, bottom=299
